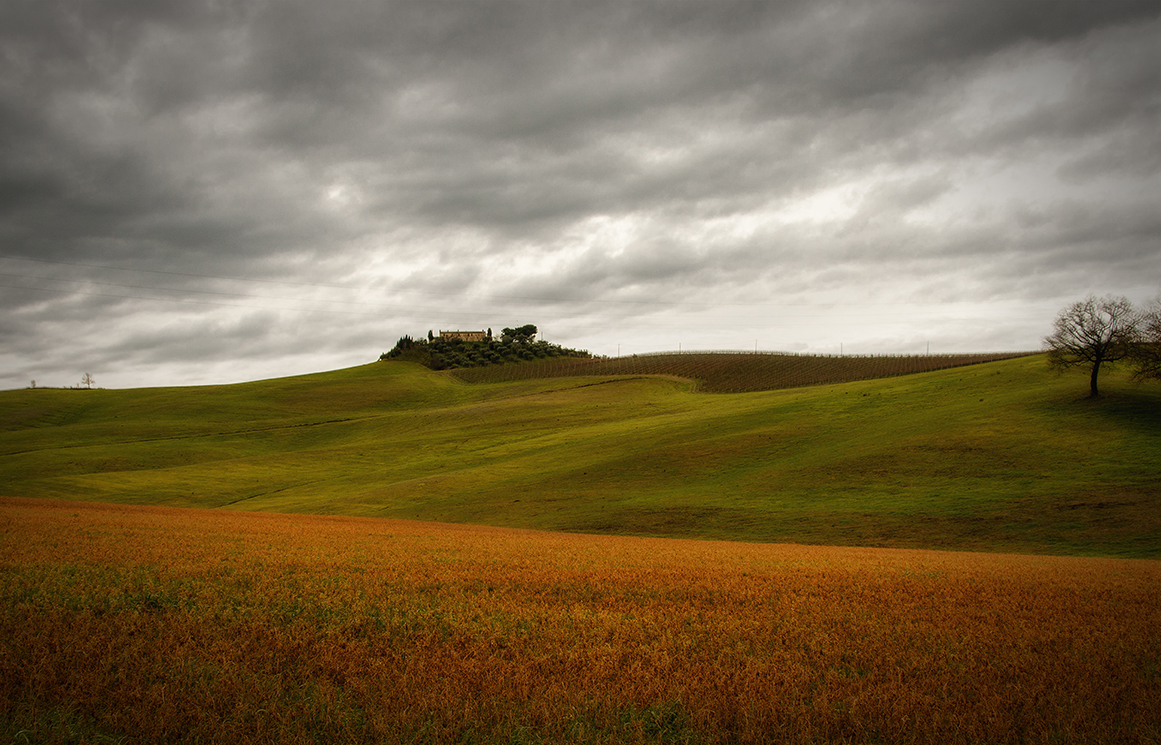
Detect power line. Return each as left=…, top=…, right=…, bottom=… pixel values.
left=0, top=283, right=405, bottom=317
left=0, top=253, right=1063, bottom=311
left=0, top=272, right=392, bottom=308
left=0, top=254, right=355, bottom=290
left=1, top=282, right=1051, bottom=329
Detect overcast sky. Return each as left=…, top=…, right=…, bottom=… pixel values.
left=2, top=1, right=1159, bottom=390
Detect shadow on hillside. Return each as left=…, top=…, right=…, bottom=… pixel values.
left=1062, top=386, right=1161, bottom=433
left=561, top=503, right=1161, bottom=558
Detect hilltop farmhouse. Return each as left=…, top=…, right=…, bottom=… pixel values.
left=439, top=330, right=489, bottom=342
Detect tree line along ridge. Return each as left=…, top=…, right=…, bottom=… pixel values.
left=379, top=325, right=1039, bottom=393
left=381, top=292, right=1161, bottom=396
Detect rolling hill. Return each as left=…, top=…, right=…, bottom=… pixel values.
left=2, top=353, right=1159, bottom=557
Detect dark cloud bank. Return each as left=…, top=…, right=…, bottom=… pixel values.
left=2, top=0, right=1159, bottom=389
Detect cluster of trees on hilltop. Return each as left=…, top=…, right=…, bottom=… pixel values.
left=380, top=325, right=590, bottom=370
left=1045, top=294, right=1161, bottom=397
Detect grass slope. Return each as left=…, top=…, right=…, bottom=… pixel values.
left=2, top=355, right=1159, bottom=557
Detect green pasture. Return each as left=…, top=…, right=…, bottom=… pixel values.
left=2, top=355, right=1159, bottom=557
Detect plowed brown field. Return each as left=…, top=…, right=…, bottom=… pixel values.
left=3, top=496, right=1158, bottom=744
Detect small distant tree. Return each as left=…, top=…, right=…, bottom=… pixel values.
left=502, top=324, right=537, bottom=343
left=1129, top=296, right=1161, bottom=382
left=381, top=335, right=431, bottom=364
left=80, top=372, right=95, bottom=389
left=1044, top=295, right=1139, bottom=398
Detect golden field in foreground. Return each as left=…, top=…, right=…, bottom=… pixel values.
left=2, top=497, right=1159, bottom=744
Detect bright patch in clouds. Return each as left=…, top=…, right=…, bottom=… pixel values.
left=775, top=183, right=867, bottom=226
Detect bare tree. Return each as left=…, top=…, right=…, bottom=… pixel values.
left=1130, top=296, right=1161, bottom=382
left=1044, top=295, right=1139, bottom=398
left=81, top=372, right=95, bottom=389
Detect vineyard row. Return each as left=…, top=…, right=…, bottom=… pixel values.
left=450, top=351, right=1039, bottom=393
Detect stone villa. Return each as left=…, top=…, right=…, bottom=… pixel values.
left=439, top=330, right=488, bottom=342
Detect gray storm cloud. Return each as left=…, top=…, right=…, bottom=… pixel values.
left=1, top=0, right=1158, bottom=389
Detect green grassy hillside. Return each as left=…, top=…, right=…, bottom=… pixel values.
left=2, top=355, right=1159, bottom=557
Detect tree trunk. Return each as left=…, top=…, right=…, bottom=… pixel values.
left=1090, top=360, right=1101, bottom=398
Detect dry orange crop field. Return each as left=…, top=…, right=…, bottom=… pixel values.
left=2, top=496, right=1159, bottom=744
